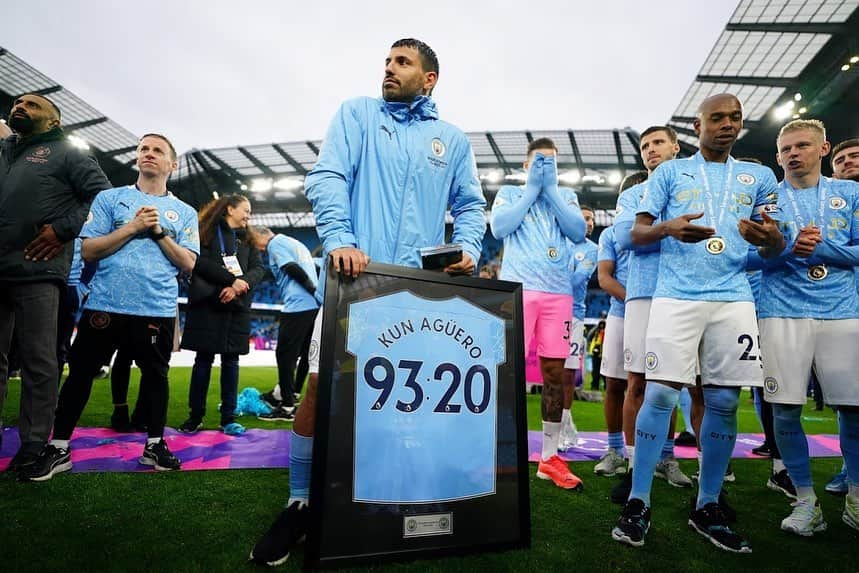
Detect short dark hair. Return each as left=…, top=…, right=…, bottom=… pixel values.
left=527, top=137, right=558, bottom=155
left=579, top=203, right=594, bottom=213
left=832, top=138, right=859, bottom=168
left=619, top=171, right=648, bottom=193
left=391, top=38, right=439, bottom=75
left=139, top=133, right=177, bottom=160
left=18, top=93, right=61, bottom=121
left=640, top=125, right=677, bottom=144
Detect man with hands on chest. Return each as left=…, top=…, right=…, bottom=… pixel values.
left=749, top=119, right=859, bottom=537
left=22, top=133, right=199, bottom=481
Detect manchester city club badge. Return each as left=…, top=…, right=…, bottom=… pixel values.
left=705, top=237, right=726, bottom=255
left=807, top=264, right=828, bottom=281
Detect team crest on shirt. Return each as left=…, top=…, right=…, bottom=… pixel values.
left=575, top=251, right=585, bottom=261
left=431, top=138, right=446, bottom=157
left=645, top=352, right=658, bottom=371
left=26, top=146, right=51, bottom=164
left=764, top=376, right=778, bottom=394
left=165, top=209, right=180, bottom=222
left=90, top=312, right=110, bottom=330
left=736, top=173, right=756, bottom=186
left=829, top=197, right=846, bottom=210
left=547, top=247, right=559, bottom=261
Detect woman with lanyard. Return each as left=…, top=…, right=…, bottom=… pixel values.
left=179, top=194, right=266, bottom=435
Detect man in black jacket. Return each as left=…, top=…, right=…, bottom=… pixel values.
left=0, top=94, right=112, bottom=473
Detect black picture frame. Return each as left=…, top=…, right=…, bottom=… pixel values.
left=305, top=263, right=530, bottom=569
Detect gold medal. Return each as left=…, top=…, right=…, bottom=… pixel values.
left=705, top=237, right=726, bottom=255
left=807, top=265, right=828, bottom=281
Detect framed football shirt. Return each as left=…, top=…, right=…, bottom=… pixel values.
left=306, top=263, right=530, bottom=568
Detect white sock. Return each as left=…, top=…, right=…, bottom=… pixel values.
left=796, top=486, right=816, bottom=501
left=772, top=458, right=786, bottom=473
left=561, top=409, right=571, bottom=429
left=50, top=439, right=70, bottom=450
left=286, top=497, right=309, bottom=509
left=849, top=484, right=859, bottom=498
left=146, top=437, right=161, bottom=445
left=542, top=422, right=561, bottom=460
left=628, top=445, right=635, bottom=467
left=272, top=385, right=282, bottom=401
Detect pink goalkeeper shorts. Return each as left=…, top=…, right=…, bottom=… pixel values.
left=523, top=290, right=573, bottom=360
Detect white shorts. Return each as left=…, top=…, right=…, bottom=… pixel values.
left=564, top=318, right=585, bottom=370
left=600, top=314, right=626, bottom=379
left=760, top=318, right=859, bottom=406
left=623, top=299, right=651, bottom=374
left=645, top=298, right=762, bottom=387
left=307, top=305, right=323, bottom=374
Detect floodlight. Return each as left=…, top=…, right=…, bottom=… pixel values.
left=250, top=178, right=273, bottom=193
left=559, top=171, right=581, bottom=185
left=67, top=135, right=90, bottom=150
left=274, top=177, right=304, bottom=192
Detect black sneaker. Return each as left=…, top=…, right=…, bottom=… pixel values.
left=611, top=470, right=632, bottom=504
left=140, top=440, right=181, bottom=471
left=261, top=390, right=282, bottom=410
left=259, top=406, right=295, bottom=422
left=675, top=431, right=697, bottom=447
left=767, top=468, right=797, bottom=499
left=22, top=444, right=72, bottom=482
left=611, top=498, right=651, bottom=547
left=177, top=417, right=203, bottom=434
left=250, top=501, right=309, bottom=566
left=689, top=489, right=737, bottom=523
left=751, top=443, right=771, bottom=457
left=688, top=502, right=751, bottom=553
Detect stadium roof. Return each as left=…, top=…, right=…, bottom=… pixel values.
left=667, top=0, right=859, bottom=162
left=170, top=129, right=647, bottom=214
left=0, top=47, right=139, bottom=184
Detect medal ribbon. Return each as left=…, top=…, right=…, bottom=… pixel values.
left=697, top=153, right=735, bottom=233
left=785, top=177, right=828, bottom=230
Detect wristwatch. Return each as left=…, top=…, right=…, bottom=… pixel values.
left=149, top=228, right=168, bottom=241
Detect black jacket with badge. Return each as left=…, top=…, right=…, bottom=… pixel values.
left=180, top=219, right=267, bottom=355
left=0, top=128, right=112, bottom=284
